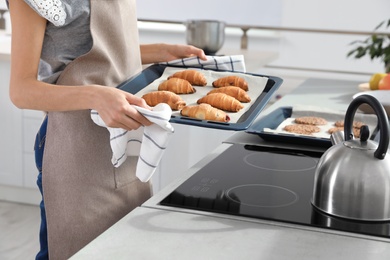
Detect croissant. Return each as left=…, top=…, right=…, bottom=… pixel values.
left=158, top=78, right=196, bottom=94
left=207, top=86, right=251, bottom=103
left=142, top=91, right=186, bottom=110
left=212, top=75, right=249, bottom=91
left=181, top=104, right=230, bottom=122
left=168, top=70, right=207, bottom=86
left=197, top=93, right=244, bottom=112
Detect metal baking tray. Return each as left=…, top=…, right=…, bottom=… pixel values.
left=246, top=107, right=333, bottom=148
left=117, top=64, right=283, bottom=130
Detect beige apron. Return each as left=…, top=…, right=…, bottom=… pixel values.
left=42, top=1, right=151, bottom=259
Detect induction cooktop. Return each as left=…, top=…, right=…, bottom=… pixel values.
left=160, top=143, right=390, bottom=239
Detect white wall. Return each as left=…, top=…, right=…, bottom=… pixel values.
left=136, top=0, right=282, bottom=26
left=137, top=0, right=389, bottom=31
left=269, top=0, right=390, bottom=76
left=281, top=0, right=389, bottom=31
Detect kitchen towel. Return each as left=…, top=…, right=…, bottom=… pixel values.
left=91, top=103, right=174, bottom=182
left=162, top=55, right=246, bottom=73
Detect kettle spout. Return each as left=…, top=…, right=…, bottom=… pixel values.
left=330, top=130, right=344, bottom=145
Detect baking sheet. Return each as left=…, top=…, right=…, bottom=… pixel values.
left=117, top=64, right=282, bottom=130
left=247, top=106, right=378, bottom=147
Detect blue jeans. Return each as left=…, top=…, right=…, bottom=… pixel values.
left=34, top=116, right=48, bottom=260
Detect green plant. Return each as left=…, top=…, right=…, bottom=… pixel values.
left=347, top=19, right=390, bottom=73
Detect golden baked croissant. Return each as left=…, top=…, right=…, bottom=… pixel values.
left=158, top=78, right=196, bottom=94
left=212, top=75, right=248, bottom=91
left=197, top=93, right=244, bottom=112
left=142, top=91, right=186, bottom=110
left=168, top=69, right=207, bottom=86
left=207, top=86, right=251, bottom=103
left=181, top=104, right=230, bottom=122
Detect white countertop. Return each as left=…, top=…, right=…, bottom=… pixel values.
left=71, top=206, right=390, bottom=260
left=71, top=78, right=390, bottom=259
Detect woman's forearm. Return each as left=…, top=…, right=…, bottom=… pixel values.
left=140, top=43, right=166, bottom=64
left=140, top=43, right=207, bottom=65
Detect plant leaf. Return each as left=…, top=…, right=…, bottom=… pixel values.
left=347, top=19, right=390, bottom=66
left=375, top=20, right=385, bottom=30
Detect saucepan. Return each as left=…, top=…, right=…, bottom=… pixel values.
left=185, top=20, right=225, bottom=55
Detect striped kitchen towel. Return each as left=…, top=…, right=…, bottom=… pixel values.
left=162, top=55, right=246, bottom=73
left=91, top=103, right=174, bottom=182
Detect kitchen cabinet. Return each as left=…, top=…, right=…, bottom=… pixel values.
left=0, top=56, right=42, bottom=204
left=152, top=124, right=234, bottom=192
left=0, top=60, right=23, bottom=187
left=0, top=32, right=42, bottom=204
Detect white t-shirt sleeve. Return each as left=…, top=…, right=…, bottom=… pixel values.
left=24, top=0, right=67, bottom=26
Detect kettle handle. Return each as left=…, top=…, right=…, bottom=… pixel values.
left=344, top=94, right=389, bottom=159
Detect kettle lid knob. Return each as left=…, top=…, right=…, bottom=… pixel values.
left=359, top=125, right=370, bottom=142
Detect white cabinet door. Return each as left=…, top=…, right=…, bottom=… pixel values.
left=152, top=124, right=233, bottom=192
left=0, top=61, right=23, bottom=186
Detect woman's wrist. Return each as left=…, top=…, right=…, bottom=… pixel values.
left=139, top=43, right=207, bottom=64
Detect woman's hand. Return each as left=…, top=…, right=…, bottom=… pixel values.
left=140, top=43, right=207, bottom=64
left=90, top=86, right=152, bottom=131
left=161, top=44, right=208, bottom=62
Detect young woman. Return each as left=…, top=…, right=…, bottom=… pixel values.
left=7, top=0, right=206, bottom=259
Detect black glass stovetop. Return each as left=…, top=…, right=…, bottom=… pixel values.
left=160, top=143, right=390, bottom=239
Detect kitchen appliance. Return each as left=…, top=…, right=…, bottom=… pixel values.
left=185, top=20, right=225, bottom=55
left=312, top=94, right=390, bottom=221
left=160, top=141, right=390, bottom=239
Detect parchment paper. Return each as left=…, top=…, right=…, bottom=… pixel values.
left=134, top=67, right=269, bottom=123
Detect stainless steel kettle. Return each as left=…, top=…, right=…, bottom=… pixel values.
left=312, top=94, right=390, bottom=221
